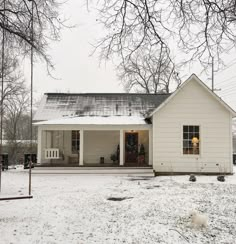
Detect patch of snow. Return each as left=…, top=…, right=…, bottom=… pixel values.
left=34, top=116, right=147, bottom=125
left=0, top=168, right=236, bottom=243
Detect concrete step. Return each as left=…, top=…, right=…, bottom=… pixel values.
left=32, top=167, right=154, bottom=176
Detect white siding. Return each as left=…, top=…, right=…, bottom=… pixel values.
left=84, top=131, right=119, bottom=164
left=152, top=78, right=233, bottom=173
left=83, top=130, right=149, bottom=164
left=233, top=136, right=236, bottom=153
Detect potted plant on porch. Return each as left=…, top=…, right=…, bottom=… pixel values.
left=138, top=144, right=145, bottom=165
left=110, top=154, right=117, bottom=162
left=110, top=144, right=120, bottom=164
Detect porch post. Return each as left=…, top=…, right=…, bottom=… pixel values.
left=79, top=129, right=84, bottom=166
left=37, top=127, right=42, bottom=164
left=119, top=129, right=124, bottom=166
left=148, top=129, right=153, bottom=165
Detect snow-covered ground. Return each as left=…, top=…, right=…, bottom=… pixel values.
left=0, top=168, right=236, bottom=244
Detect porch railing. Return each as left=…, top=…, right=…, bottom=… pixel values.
left=45, top=148, right=60, bottom=159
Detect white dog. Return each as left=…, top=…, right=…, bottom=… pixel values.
left=189, top=210, right=208, bottom=228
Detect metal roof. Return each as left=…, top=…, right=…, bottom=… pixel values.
left=34, top=93, right=171, bottom=121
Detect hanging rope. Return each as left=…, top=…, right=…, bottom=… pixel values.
left=29, top=0, right=34, bottom=196
left=0, top=0, right=6, bottom=192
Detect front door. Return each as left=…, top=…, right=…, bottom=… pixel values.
left=125, top=132, right=138, bottom=164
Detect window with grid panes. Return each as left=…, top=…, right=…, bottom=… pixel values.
left=72, top=130, right=80, bottom=154
left=183, top=125, right=200, bottom=155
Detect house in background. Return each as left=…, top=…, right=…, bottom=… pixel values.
left=34, top=74, right=236, bottom=174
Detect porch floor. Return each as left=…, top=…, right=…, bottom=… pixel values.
left=35, top=163, right=151, bottom=167
left=32, top=166, right=154, bottom=176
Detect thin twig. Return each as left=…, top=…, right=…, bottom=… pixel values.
left=169, top=228, right=189, bottom=243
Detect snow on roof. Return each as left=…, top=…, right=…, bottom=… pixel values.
left=34, top=116, right=148, bottom=125
left=34, top=93, right=171, bottom=121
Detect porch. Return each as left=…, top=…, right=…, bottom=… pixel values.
left=37, top=125, right=153, bottom=167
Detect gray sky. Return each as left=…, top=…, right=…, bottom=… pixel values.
left=24, top=0, right=236, bottom=111
left=24, top=1, right=124, bottom=99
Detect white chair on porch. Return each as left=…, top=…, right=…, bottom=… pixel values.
left=45, top=148, right=60, bottom=159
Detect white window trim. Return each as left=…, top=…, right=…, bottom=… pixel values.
left=181, top=124, right=201, bottom=158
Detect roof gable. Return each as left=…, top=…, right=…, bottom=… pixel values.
left=150, top=74, right=236, bottom=117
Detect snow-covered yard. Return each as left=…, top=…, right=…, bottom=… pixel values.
left=1, top=169, right=236, bottom=244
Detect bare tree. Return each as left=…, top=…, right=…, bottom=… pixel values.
left=94, top=0, right=170, bottom=62
left=4, top=90, right=29, bottom=141
left=3, top=85, right=34, bottom=164
left=0, top=0, right=66, bottom=69
left=94, top=0, right=236, bottom=71
left=0, top=51, right=25, bottom=105
left=118, top=45, right=181, bottom=93
left=0, top=0, right=66, bottom=168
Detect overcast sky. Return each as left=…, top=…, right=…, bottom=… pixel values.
left=24, top=0, right=236, bottom=111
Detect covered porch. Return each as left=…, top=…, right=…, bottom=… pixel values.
left=36, top=123, right=152, bottom=167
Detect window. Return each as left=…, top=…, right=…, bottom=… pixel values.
left=183, top=125, right=200, bottom=155
left=72, top=130, right=80, bottom=154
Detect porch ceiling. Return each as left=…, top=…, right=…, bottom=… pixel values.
left=34, top=116, right=148, bottom=126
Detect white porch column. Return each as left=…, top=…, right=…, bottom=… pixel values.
left=79, top=129, right=84, bottom=166
left=119, top=130, right=124, bottom=166
left=37, top=127, right=42, bottom=164
left=148, top=129, right=153, bottom=165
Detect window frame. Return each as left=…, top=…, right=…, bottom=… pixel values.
left=71, top=130, right=80, bottom=154
left=182, top=125, right=200, bottom=156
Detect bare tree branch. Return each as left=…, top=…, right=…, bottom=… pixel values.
left=94, top=0, right=236, bottom=72
left=118, top=45, right=181, bottom=93
left=0, top=0, right=67, bottom=72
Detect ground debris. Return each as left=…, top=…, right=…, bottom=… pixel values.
left=128, top=177, right=152, bottom=181
left=107, top=197, right=133, bottom=201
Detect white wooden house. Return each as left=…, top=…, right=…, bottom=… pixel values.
left=34, top=74, right=236, bottom=174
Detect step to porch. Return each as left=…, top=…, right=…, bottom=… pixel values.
left=32, top=167, right=154, bottom=176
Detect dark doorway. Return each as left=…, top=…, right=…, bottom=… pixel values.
left=125, top=132, right=138, bottom=164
